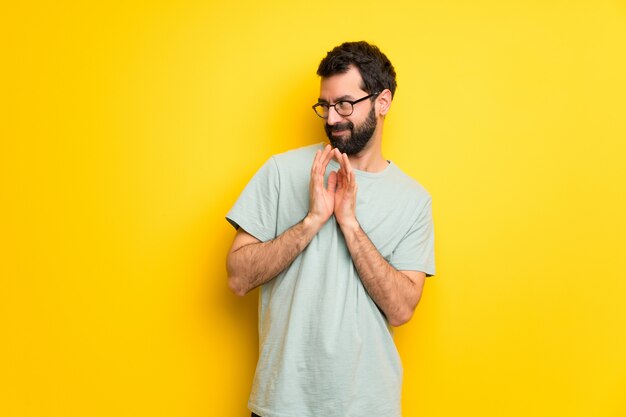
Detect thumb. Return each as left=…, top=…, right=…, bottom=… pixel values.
left=327, top=171, right=338, bottom=193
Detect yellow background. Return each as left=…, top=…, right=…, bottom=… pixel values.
left=2, top=1, right=625, bottom=416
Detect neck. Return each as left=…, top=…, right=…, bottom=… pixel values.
left=347, top=131, right=387, bottom=172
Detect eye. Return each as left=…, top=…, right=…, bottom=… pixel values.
left=336, top=101, right=352, bottom=112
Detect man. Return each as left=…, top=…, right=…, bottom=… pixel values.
left=226, top=41, right=435, bottom=417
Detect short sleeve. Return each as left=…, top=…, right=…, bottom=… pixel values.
left=389, top=197, right=436, bottom=276
left=226, top=157, right=280, bottom=243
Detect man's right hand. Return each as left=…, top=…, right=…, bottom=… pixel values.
left=306, top=144, right=337, bottom=229
left=227, top=144, right=338, bottom=296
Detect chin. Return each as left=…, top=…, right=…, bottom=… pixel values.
left=329, top=139, right=349, bottom=153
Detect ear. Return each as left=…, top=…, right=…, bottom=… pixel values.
left=377, top=89, right=393, bottom=116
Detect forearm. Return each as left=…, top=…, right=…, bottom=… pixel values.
left=227, top=215, right=322, bottom=296
left=339, top=222, right=422, bottom=326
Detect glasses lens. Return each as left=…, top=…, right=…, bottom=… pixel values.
left=314, top=104, right=328, bottom=118
left=335, top=101, right=353, bottom=116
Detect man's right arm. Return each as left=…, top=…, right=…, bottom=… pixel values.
left=226, top=145, right=337, bottom=296
left=226, top=215, right=323, bottom=296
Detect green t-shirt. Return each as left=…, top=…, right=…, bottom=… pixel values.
left=227, top=143, right=435, bottom=417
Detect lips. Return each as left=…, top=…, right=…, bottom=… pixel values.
left=324, top=121, right=354, bottom=146
left=328, top=122, right=352, bottom=136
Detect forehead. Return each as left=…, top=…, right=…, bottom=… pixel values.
left=319, top=66, right=366, bottom=100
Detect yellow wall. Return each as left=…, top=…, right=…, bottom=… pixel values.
left=2, top=1, right=625, bottom=416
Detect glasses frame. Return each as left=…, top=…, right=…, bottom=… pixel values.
left=312, top=91, right=381, bottom=119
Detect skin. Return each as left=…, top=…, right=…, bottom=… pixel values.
left=227, top=66, right=426, bottom=327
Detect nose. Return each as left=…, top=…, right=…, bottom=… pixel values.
left=326, top=105, right=344, bottom=125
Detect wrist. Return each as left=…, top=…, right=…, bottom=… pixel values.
left=337, top=217, right=360, bottom=234
left=303, top=212, right=326, bottom=234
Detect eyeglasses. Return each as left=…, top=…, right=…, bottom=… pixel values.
left=312, top=92, right=380, bottom=119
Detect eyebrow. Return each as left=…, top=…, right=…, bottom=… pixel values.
left=317, top=95, right=355, bottom=103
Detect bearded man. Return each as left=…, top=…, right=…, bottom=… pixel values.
left=226, top=41, right=436, bottom=417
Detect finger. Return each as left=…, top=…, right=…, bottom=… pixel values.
left=314, top=145, right=331, bottom=176
left=332, top=148, right=343, bottom=168
left=327, top=171, right=337, bottom=193
left=313, top=146, right=331, bottom=177
left=343, top=153, right=352, bottom=174
left=319, top=145, right=334, bottom=173
left=337, top=152, right=349, bottom=179
left=311, top=149, right=322, bottom=176
left=336, top=169, right=344, bottom=190
left=342, top=154, right=357, bottom=192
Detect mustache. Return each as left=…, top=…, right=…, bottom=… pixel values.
left=325, top=122, right=354, bottom=132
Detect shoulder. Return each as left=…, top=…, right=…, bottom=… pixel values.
left=386, top=162, right=432, bottom=203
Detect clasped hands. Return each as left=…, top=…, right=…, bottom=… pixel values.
left=307, top=144, right=359, bottom=231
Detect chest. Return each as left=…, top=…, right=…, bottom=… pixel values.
left=275, top=173, right=418, bottom=259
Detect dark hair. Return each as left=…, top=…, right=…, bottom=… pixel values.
left=317, top=41, right=397, bottom=98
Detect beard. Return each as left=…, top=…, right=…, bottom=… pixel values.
left=324, top=106, right=377, bottom=155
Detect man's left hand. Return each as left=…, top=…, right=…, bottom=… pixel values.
left=332, top=149, right=359, bottom=230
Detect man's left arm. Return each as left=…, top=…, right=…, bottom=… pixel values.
left=340, top=222, right=426, bottom=327
left=333, top=150, right=427, bottom=327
